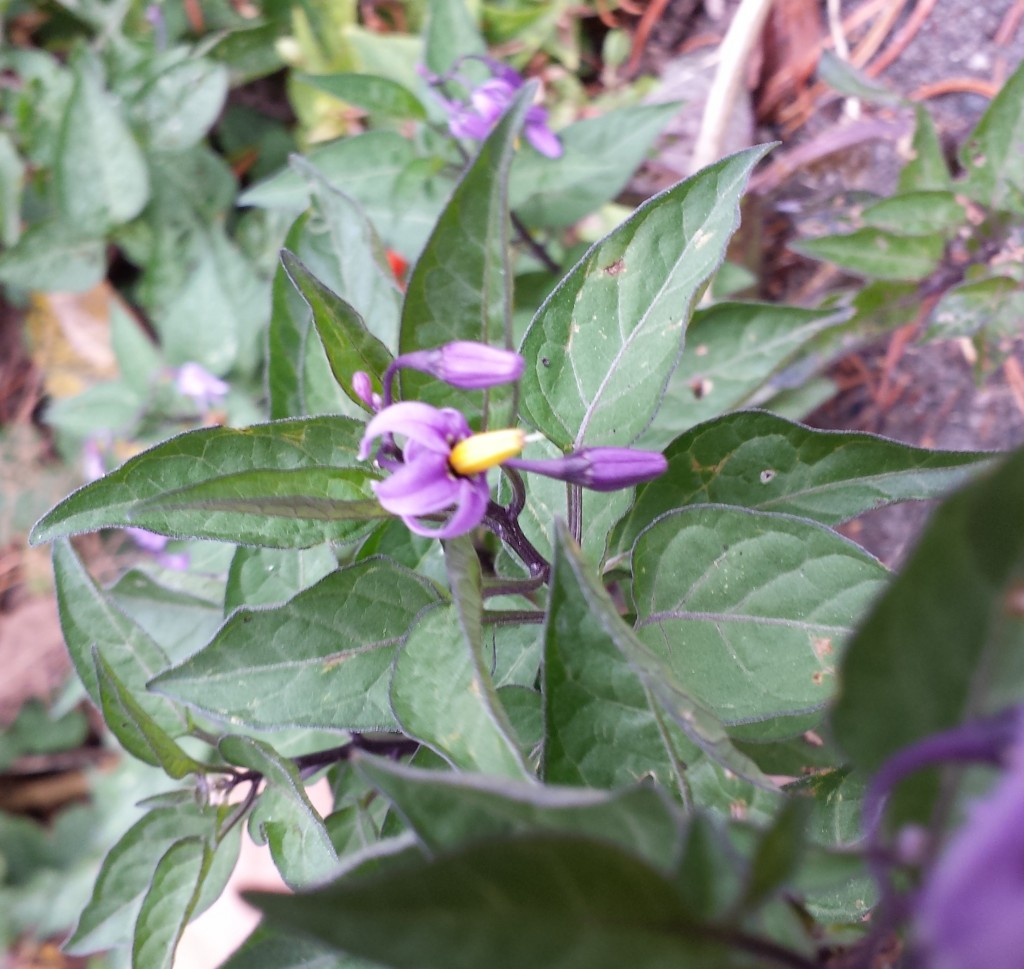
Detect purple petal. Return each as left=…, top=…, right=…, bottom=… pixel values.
left=916, top=737, right=1024, bottom=967
left=402, top=475, right=490, bottom=539
left=448, top=107, right=493, bottom=141
left=524, top=113, right=563, bottom=159
left=372, top=453, right=464, bottom=516
left=359, top=402, right=466, bottom=460
left=394, top=342, right=524, bottom=390
left=125, top=527, right=170, bottom=552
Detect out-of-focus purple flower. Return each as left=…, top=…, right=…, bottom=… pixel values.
left=915, top=714, right=1024, bottom=969
left=507, top=447, right=668, bottom=492
left=124, top=527, right=190, bottom=570
left=393, top=342, right=525, bottom=390
left=174, top=363, right=229, bottom=410
left=430, top=59, right=562, bottom=159
left=359, top=402, right=494, bottom=538
left=82, top=438, right=107, bottom=483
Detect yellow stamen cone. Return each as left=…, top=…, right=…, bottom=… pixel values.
left=449, top=429, right=525, bottom=476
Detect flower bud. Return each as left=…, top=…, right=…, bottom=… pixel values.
left=352, top=371, right=381, bottom=411
left=394, top=342, right=525, bottom=389
left=507, top=447, right=667, bottom=492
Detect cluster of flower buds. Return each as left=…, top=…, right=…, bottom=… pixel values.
left=355, top=341, right=666, bottom=538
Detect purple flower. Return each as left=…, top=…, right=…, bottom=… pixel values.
left=432, top=59, right=562, bottom=159
left=507, top=448, right=668, bottom=492
left=392, top=342, right=525, bottom=390
left=359, top=402, right=498, bottom=538
left=352, top=371, right=382, bottom=412
left=915, top=718, right=1024, bottom=969
left=174, top=363, right=229, bottom=410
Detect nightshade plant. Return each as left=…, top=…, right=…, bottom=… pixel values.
left=27, top=25, right=1024, bottom=969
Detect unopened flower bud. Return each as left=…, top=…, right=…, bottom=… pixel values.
left=394, top=342, right=525, bottom=390
left=352, top=371, right=381, bottom=411
left=507, top=447, right=667, bottom=492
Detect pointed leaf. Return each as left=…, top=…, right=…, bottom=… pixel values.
left=132, top=838, right=211, bottom=969
left=220, top=736, right=339, bottom=889
left=637, top=302, right=841, bottom=448
left=398, top=85, right=535, bottom=426
left=297, top=72, right=427, bottom=120
left=613, top=410, right=994, bottom=558
left=520, top=145, right=772, bottom=450
left=31, top=417, right=370, bottom=547
left=281, top=252, right=393, bottom=411
left=252, top=836, right=727, bottom=969
left=960, top=57, right=1024, bottom=212
left=898, top=106, right=951, bottom=192
left=224, top=545, right=339, bottom=612
left=153, top=560, right=440, bottom=731
left=57, top=63, right=149, bottom=232
left=94, top=650, right=204, bottom=778
left=391, top=605, right=530, bottom=779
left=832, top=446, right=1024, bottom=819
left=792, top=228, right=943, bottom=281
left=544, top=522, right=769, bottom=795
left=633, top=507, right=889, bottom=739
left=354, top=754, right=685, bottom=871
left=52, top=541, right=182, bottom=736
left=67, top=804, right=227, bottom=954
left=136, top=466, right=385, bottom=548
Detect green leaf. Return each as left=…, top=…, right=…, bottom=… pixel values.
left=132, top=838, right=212, bottom=969
left=391, top=605, right=530, bottom=779
left=424, top=0, right=487, bottom=75
left=51, top=541, right=182, bottom=736
left=637, top=302, right=841, bottom=449
left=354, top=755, right=685, bottom=871
left=66, top=804, right=228, bottom=954
left=31, top=417, right=378, bottom=549
left=633, top=506, right=888, bottom=739
left=612, top=410, right=994, bottom=558
left=269, top=215, right=355, bottom=420
left=740, top=797, right=810, bottom=909
left=291, top=158, right=403, bottom=349
left=157, top=224, right=266, bottom=377
left=519, top=145, right=772, bottom=450
left=924, top=275, right=1024, bottom=342
left=282, top=252, right=394, bottom=411
left=93, top=649, right=204, bottom=778
left=0, top=131, right=23, bottom=247
left=152, top=560, right=440, bottom=731
left=109, top=569, right=224, bottom=664
left=832, top=446, right=1024, bottom=819
left=960, top=57, right=1024, bottom=212
left=792, top=228, right=943, bottom=281
left=132, top=56, right=229, bottom=151
left=508, top=102, right=680, bottom=228
left=221, top=926, right=376, bottom=969
left=220, top=736, right=339, bottom=889
left=297, top=72, right=427, bottom=120
left=0, top=220, right=105, bottom=292
left=225, top=545, right=339, bottom=611
left=861, top=190, right=965, bottom=236
left=543, top=523, right=767, bottom=798
left=398, top=85, right=535, bottom=427
left=136, top=466, right=385, bottom=547
left=251, top=836, right=727, bottom=969
left=240, top=131, right=450, bottom=261
left=898, top=106, right=950, bottom=192
left=57, top=61, right=149, bottom=233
